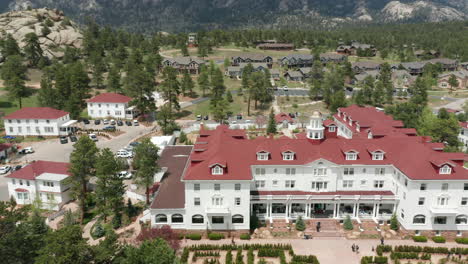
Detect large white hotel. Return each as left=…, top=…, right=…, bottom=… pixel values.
left=150, top=105, right=468, bottom=236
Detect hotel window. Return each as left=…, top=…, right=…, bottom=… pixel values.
left=19, top=180, right=23, bottom=185
left=374, top=180, right=384, bottom=188
left=375, top=168, right=385, bottom=175
left=311, top=181, right=328, bottom=191
left=285, top=168, right=296, bottom=175
left=404, top=179, right=408, bottom=187
left=211, top=166, right=223, bottom=175
left=461, top=198, right=468, bottom=206
left=345, top=152, right=357, bottom=160
left=360, top=180, right=367, bottom=186
left=26, top=181, right=30, bottom=186
left=194, top=183, right=200, bottom=191
left=283, top=152, right=294, bottom=160
left=372, top=152, right=384, bottom=160
left=46, top=193, right=55, bottom=201
left=343, top=168, right=354, bottom=175
left=194, top=197, right=200, bottom=206
left=439, top=165, right=452, bottom=174
left=115, top=104, right=118, bottom=108
left=464, top=183, right=468, bottom=191
left=18, top=127, right=22, bottom=133
left=456, top=215, right=467, bottom=225
left=313, top=168, right=327, bottom=176
left=12, top=179, right=16, bottom=185
left=420, top=183, right=427, bottom=191
left=272, top=180, right=278, bottom=187
left=115, top=111, right=122, bottom=116
left=418, top=197, right=425, bottom=205
left=235, top=197, right=241, bottom=206
left=255, top=168, right=266, bottom=175
left=212, top=197, right=223, bottom=206
left=342, top=180, right=353, bottom=188
left=98, top=104, right=101, bottom=107
left=7, top=120, right=11, bottom=123
left=235, top=183, right=241, bottom=191
left=211, top=216, right=224, bottom=224
left=434, top=216, right=447, bottom=225
left=255, top=180, right=265, bottom=188
left=46, top=120, right=50, bottom=124
left=214, top=184, right=221, bottom=191
left=44, top=127, right=54, bottom=133
left=16, top=120, right=21, bottom=123
left=437, top=197, right=449, bottom=206
left=257, top=152, right=269, bottom=160
left=441, top=183, right=449, bottom=191
left=44, top=181, right=54, bottom=187
left=285, top=180, right=296, bottom=188
left=9, top=127, right=13, bottom=133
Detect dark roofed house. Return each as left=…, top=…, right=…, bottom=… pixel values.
left=437, top=70, right=468, bottom=90
left=279, top=54, right=314, bottom=68
left=401, top=61, right=427, bottom=75
left=336, top=42, right=376, bottom=56
left=320, top=53, right=346, bottom=64
left=351, top=61, right=381, bottom=73
left=162, top=56, right=206, bottom=74
left=257, top=43, right=294, bottom=51
left=284, top=71, right=304, bottom=82
left=225, top=63, right=269, bottom=78
left=428, top=58, right=458, bottom=72
left=461, top=62, right=468, bottom=71
left=392, top=70, right=416, bottom=90
left=353, top=70, right=380, bottom=84
left=231, top=53, right=273, bottom=68
left=270, top=69, right=281, bottom=80
left=414, top=49, right=440, bottom=59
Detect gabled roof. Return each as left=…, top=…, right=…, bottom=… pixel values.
left=6, top=160, right=70, bottom=180
left=87, top=93, right=132, bottom=103
left=275, top=113, right=294, bottom=124
left=4, top=107, right=69, bottom=120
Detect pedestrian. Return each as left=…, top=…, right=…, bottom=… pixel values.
left=380, top=237, right=384, bottom=245
left=352, top=244, right=356, bottom=252
left=371, top=246, right=374, bottom=252
left=356, top=245, right=360, bottom=254
left=231, top=237, right=235, bottom=245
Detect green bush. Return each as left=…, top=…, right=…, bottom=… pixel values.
left=295, top=216, right=306, bottom=231
left=390, top=214, right=399, bottom=231
left=455, top=237, right=468, bottom=244
left=92, top=222, right=105, bottom=238
left=208, top=233, right=225, bottom=240
left=361, top=256, right=388, bottom=264
left=343, top=215, right=353, bottom=230
left=432, top=236, right=446, bottom=243
left=187, top=233, right=202, bottom=240
left=412, top=236, right=428, bottom=242
left=376, top=245, right=392, bottom=256
left=240, top=233, right=250, bottom=240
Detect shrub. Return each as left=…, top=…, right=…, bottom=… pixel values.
left=235, top=249, right=243, bottom=264
left=247, top=249, right=254, bottom=264
left=420, top=253, right=431, bottom=260
left=225, top=250, right=233, bottom=264
left=390, top=214, right=399, bottom=231
left=137, top=225, right=181, bottom=250
left=208, top=233, right=225, bottom=240
left=455, top=237, right=468, bottom=244
left=344, top=215, right=354, bottom=230
left=92, top=222, right=105, bottom=238
left=412, top=236, right=428, bottom=243
left=432, top=236, right=446, bottom=243
left=179, top=131, right=187, bottom=143
left=295, top=216, right=306, bottom=231
left=376, top=245, right=392, bottom=256
left=240, top=233, right=251, bottom=240
left=186, top=233, right=202, bottom=240
left=361, top=256, right=388, bottom=264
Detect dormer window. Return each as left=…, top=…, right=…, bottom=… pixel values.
left=257, top=152, right=269, bottom=161
left=329, top=125, right=336, bottom=132
left=345, top=151, right=358, bottom=160
left=439, top=165, right=452, bottom=175
left=212, top=166, right=223, bottom=175
left=282, top=151, right=294, bottom=160
left=372, top=152, right=384, bottom=160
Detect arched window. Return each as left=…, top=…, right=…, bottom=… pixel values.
left=155, top=214, right=167, bottom=223
left=439, top=165, right=452, bottom=174
left=192, top=214, right=204, bottom=224
left=455, top=215, right=467, bottom=225
left=171, top=214, right=184, bottom=223
left=232, top=214, right=244, bottom=224
left=212, top=166, right=223, bottom=175
left=413, top=214, right=426, bottom=224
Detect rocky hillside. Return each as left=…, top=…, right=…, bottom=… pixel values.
left=0, top=8, right=82, bottom=58
left=2, top=0, right=468, bottom=32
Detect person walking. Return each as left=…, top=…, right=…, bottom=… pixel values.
left=356, top=245, right=360, bottom=254
left=380, top=237, right=385, bottom=245
left=351, top=244, right=356, bottom=252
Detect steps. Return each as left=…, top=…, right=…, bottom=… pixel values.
left=305, top=219, right=345, bottom=238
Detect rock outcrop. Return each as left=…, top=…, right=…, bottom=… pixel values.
left=0, top=8, right=82, bottom=59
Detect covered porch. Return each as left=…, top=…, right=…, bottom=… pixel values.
left=59, top=120, right=78, bottom=136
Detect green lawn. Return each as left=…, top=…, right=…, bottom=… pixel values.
left=0, top=88, right=39, bottom=115
left=281, top=101, right=329, bottom=117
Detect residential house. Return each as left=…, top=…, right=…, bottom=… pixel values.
left=275, top=113, right=296, bottom=129
left=414, top=50, right=440, bottom=59
left=6, top=160, right=72, bottom=211
left=225, top=63, right=269, bottom=78
left=257, top=43, right=294, bottom=51
left=401, top=62, right=427, bottom=75
left=279, top=54, right=314, bottom=68
left=320, top=53, right=346, bottom=64
left=351, top=61, right=381, bottom=74
left=336, top=42, right=377, bottom=56
left=299, top=68, right=312, bottom=78
left=231, top=54, right=273, bottom=68
left=429, top=58, right=458, bottom=72
left=270, top=69, right=281, bottom=80
left=3, top=107, right=76, bottom=137
left=461, top=62, right=468, bottom=71
left=437, top=70, right=468, bottom=90
left=392, top=70, right=416, bottom=91
left=353, top=70, right=380, bottom=84
left=162, top=56, right=206, bottom=74
left=87, top=93, right=138, bottom=119
left=284, top=71, right=304, bottom=82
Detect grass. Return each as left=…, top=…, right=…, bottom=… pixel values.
left=428, top=89, right=468, bottom=99
left=427, top=97, right=451, bottom=108
left=0, top=88, right=39, bottom=115
left=281, top=101, right=329, bottom=117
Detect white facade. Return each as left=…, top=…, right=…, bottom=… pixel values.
left=4, top=114, right=72, bottom=137
left=459, top=124, right=468, bottom=151
left=87, top=102, right=130, bottom=119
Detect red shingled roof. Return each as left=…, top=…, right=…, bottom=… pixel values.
left=3, top=107, right=69, bottom=120
left=275, top=113, right=294, bottom=124
left=6, top=160, right=70, bottom=180
left=183, top=125, right=468, bottom=181
left=87, top=93, right=132, bottom=103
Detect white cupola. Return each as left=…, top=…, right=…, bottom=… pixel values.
left=306, top=111, right=325, bottom=140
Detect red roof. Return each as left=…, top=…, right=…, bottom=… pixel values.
left=14, top=188, right=28, bottom=192
left=460, top=122, right=468, bottom=129
left=183, top=125, right=468, bottom=181
left=275, top=113, right=294, bottom=124
left=87, top=93, right=132, bottom=103
left=323, top=120, right=337, bottom=127
left=3, top=107, right=69, bottom=120
left=6, top=160, right=70, bottom=180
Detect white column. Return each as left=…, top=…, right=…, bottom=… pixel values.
left=305, top=204, right=310, bottom=218
left=372, top=203, right=377, bottom=218
left=353, top=203, right=359, bottom=218
left=392, top=202, right=397, bottom=215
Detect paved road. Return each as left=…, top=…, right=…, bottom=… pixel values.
left=0, top=124, right=154, bottom=201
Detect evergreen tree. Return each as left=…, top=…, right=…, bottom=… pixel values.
left=89, top=50, right=106, bottom=89
left=295, top=216, right=306, bottom=231
left=38, top=72, right=59, bottom=108
left=1, top=55, right=29, bottom=108
left=133, top=138, right=160, bottom=204
left=197, top=68, right=210, bottom=97
left=124, top=60, right=156, bottom=115
left=67, top=136, right=99, bottom=223
left=410, top=77, right=429, bottom=107
left=210, top=97, right=229, bottom=123
left=379, top=63, right=393, bottom=104
left=362, top=75, right=375, bottom=105
left=372, top=81, right=385, bottom=107
left=23, top=32, right=43, bottom=67
left=225, top=90, right=233, bottom=103
left=157, top=104, right=178, bottom=135
left=121, top=238, right=177, bottom=264
left=390, top=214, right=399, bottom=231
left=343, top=215, right=353, bottom=230
left=107, top=65, right=122, bottom=93
left=160, top=67, right=181, bottom=112
left=66, top=62, right=92, bottom=119
left=448, top=74, right=459, bottom=91
left=180, top=44, right=189, bottom=56
left=209, top=68, right=226, bottom=109
left=181, top=71, right=194, bottom=97
left=308, top=79, right=322, bottom=100
left=266, top=109, right=277, bottom=134
left=1, top=34, right=21, bottom=57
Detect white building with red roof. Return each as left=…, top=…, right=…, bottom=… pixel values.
left=149, top=107, right=468, bottom=236
left=3, top=107, right=75, bottom=137
left=87, top=93, right=137, bottom=119
left=459, top=122, right=468, bottom=151
left=6, top=160, right=72, bottom=211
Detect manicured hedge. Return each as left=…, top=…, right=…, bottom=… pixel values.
left=390, top=252, right=419, bottom=260
left=455, top=237, right=468, bottom=244
left=376, top=245, right=392, bottom=256
left=412, top=236, right=428, bottom=242
left=240, top=233, right=251, bottom=240
left=432, top=236, right=446, bottom=243
left=361, top=256, right=388, bottom=264
left=291, top=255, right=320, bottom=264
left=208, top=233, right=225, bottom=240
left=186, top=233, right=202, bottom=240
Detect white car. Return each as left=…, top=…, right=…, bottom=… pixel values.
left=133, top=120, right=139, bottom=126
left=116, top=150, right=133, bottom=158
left=103, top=119, right=109, bottom=125
left=117, top=171, right=133, bottom=179
left=18, top=147, right=34, bottom=154
left=0, top=165, right=12, bottom=174
left=89, top=133, right=98, bottom=142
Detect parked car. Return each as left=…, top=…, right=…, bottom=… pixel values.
left=129, top=142, right=140, bottom=147
left=236, top=114, right=242, bottom=120
left=116, top=149, right=133, bottom=158
left=204, top=115, right=209, bottom=120
left=89, top=133, right=98, bottom=142
left=103, top=125, right=116, bottom=132
left=110, top=119, right=116, bottom=125
left=94, top=119, right=101, bottom=125
left=133, top=120, right=139, bottom=126
left=103, top=119, right=109, bottom=125
left=69, top=135, right=78, bottom=142
left=18, top=147, right=34, bottom=154
left=0, top=165, right=11, bottom=174
left=14, top=165, right=23, bottom=171
left=117, top=120, right=124, bottom=126
left=196, top=115, right=202, bottom=121
left=82, top=119, right=90, bottom=124
left=117, top=171, right=133, bottom=179
left=125, top=120, right=132, bottom=126
left=60, top=136, right=68, bottom=144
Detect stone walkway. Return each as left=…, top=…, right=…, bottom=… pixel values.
left=182, top=238, right=468, bottom=264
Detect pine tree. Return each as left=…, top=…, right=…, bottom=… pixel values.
left=1, top=34, right=21, bottom=57
left=181, top=71, right=194, bottom=97
left=225, top=90, right=233, bottom=103
left=1, top=55, right=29, bottom=108
left=160, top=67, right=181, bottom=112
left=88, top=50, right=106, bottom=89
left=157, top=104, right=178, bottom=135
left=448, top=74, right=459, bottom=91
left=343, top=215, right=353, bottom=230
left=266, top=109, right=277, bottom=134
left=133, top=138, right=160, bottom=204
left=390, top=214, right=399, bottom=231
left=198, top=69, right=210, bottom=97
left=124, top=59, right=156, bottom=115
left=23, top=32, right=43, bottom=67
left=107, top=65, right=122, bottom=93
left=295, top=216, right=306, bottom=231
left=180, top=44, right=189, bottom=56
left=372, top=81, right=385, bottom=107
left=38, top=72, right=58, bottom=108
